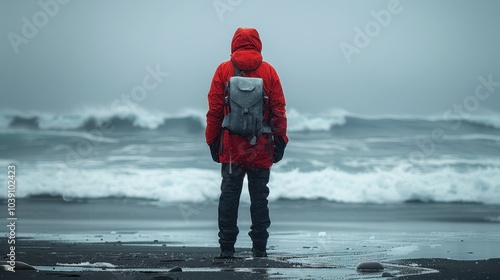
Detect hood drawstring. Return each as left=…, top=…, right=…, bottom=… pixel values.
left=228, top=137, right=232, bottom=174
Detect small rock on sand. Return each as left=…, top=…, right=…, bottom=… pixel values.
left=169, top=266, right=182, bottom=272
left=356, top=261, right=384, bottom=272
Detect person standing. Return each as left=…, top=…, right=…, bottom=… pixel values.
left=205, top=27, right=288, bottom=258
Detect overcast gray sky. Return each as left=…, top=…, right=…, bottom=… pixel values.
left=1, top=0, right=500, bottom=116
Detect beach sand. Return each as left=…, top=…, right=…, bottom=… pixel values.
left=1, top=196, right=499, bottom=279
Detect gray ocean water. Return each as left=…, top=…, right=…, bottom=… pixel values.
left=1, top=109, right=499, bottom=204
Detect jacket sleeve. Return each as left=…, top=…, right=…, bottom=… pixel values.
left=205, top=64, right=226, bottom=145
left=268, top=66, right=288, bottom=144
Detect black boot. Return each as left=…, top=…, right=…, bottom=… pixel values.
left=219, top=250, right=235, bottom=258
left=252, top=243, right=267, bottom=258
left=219, top=242, right=235, bottom=258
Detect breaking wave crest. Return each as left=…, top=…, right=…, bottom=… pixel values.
left=1, top=164, right=499, bottom=205
left=1, top=107, right=499, bottom=133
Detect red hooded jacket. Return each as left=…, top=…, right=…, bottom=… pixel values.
left=206, top=28, right=288, bottom=169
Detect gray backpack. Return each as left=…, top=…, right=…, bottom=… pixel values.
left=222, top=65, right=271, bottom=145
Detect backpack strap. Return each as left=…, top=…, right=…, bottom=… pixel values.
left=220, top=64, right=240, bottom=163
left=222, top=62, right=244, bottom=120
left=232, top=62, right=244, bottom=77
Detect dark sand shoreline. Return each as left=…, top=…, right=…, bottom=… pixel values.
left=1, top=197, right=499, bottom=279
left=1, top=238, right=499, bottom=279
left=391, top=258, right=500, bottom=280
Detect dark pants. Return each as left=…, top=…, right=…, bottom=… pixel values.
left=218, top=164, right=271, bottom=251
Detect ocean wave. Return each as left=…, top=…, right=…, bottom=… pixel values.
left=269, top=167, right=500, bottom=204
left=0, top=107, right=205, bottom=133
left=1, top=107, right=499, bottom=133
left=1, top=163, right=499, bottom=205
left=286, top=108, right=348, bottom=131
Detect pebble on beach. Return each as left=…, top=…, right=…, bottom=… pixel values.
left=168, top=266, right=182, bottom=272
left=356, top=261, right=384, bottom=272
left=382, top=271, right=395, bottom=277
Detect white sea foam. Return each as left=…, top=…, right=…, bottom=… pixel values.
left=342, top=157, right=500, bottom=170
left=388, top=245, right=420, bottom=257
left=6, top=129, right=120, bottom=143
left=269, top=167, right=500, bottom=204
left=1, top=162, right=499, bottom=205
left=56, top=262, right=115, bottom=268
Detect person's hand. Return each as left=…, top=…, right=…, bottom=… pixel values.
left=273, top=135, right=286, bottom=163
left=209, top=140, right=220, bottom=163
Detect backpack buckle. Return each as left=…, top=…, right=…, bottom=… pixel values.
left=250, top=136, right=257, bottom=145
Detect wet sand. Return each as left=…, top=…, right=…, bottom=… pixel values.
left=2, top=238, right=498, bottom=279
left=1, top=197, right=499, bottom=279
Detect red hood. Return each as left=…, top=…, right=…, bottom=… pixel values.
left=230, top=28, right=263, bottom=72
